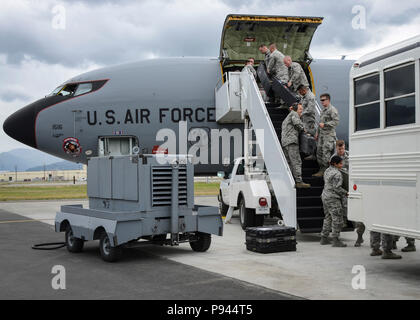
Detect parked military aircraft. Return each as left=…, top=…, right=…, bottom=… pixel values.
left=3, top=14, right=353, bottom=175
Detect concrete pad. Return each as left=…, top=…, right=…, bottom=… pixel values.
left=2, top=197, right=420, bottom=300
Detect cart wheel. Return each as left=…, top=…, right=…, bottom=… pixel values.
left=151, top=234, right=167, bottom=244
left=65, top=226, right=84, bottom=253
left=190, top=232, right=211, bottom=252
left=219, top=193, right=229, bottom=217
left=99, top=232, right=122, bottom=262
left=239, top=197, right=256, bottom=230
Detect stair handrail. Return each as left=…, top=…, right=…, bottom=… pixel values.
left=314, top=100, right=322, bottom=134
left=239, top=69, right=297, bottom=228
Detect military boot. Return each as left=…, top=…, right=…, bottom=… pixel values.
left=296, top=182, right=311, bottom=188
left=312, top=169, right=325, bottom=177
left=354, top=234, right=364, bottom=247
left=320, top=236, right=331, bottom=245
left=331, top=237, right=347, bottom=247
left=401, top=245, right=416, bottom=252
left=382, top=250, right=402, bottom=259
left=370, top=248, right=383, bottom=256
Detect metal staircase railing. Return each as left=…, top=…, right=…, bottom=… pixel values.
left=239, top=69, right=297, bottom=228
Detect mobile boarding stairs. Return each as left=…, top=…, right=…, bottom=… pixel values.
left=215, top=65, right=354, bottom=233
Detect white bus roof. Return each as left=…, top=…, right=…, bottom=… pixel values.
left=356, top=35, right=420, bottom=68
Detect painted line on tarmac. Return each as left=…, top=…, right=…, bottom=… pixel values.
left=0, top=219, right=55, bottom=224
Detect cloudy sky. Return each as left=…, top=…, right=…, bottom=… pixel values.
left=0, top=0, right=419, bottom=152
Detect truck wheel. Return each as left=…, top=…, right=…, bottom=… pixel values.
left=65, top=226, right=84, bottom=253
left=239, top=197, right=256, bottom=230
left=219, top=193, right=229, bottom=217
left=190, top=232, right=211, bottom=252
left=99, top=232, right=122, bottom=262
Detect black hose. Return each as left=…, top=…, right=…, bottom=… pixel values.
left=32, top=242, right=66, bottom=250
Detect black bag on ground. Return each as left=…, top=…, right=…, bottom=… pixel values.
left=246, top=225, right=297, bottom=253
left=300, top=133, right=317, bottom=155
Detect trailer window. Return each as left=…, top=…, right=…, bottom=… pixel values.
left=385, top=63, right=415, bottom=127
left=354, top=73, right=380, bottom=131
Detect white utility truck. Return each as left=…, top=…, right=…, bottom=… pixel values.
left=218, top=156, right=273, bottom=230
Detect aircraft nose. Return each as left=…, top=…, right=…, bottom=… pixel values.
left=3, top=103, right=37, bottom=148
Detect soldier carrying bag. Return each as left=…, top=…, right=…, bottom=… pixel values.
left=299, top=133, right=317, bottom=155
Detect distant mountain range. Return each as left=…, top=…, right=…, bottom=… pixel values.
left=26, top=161, right=83, bottom=172
left=0, top=148, right=82, bottom=172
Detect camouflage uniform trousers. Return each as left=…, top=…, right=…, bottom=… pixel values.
left=317, top=134, right=336, bottom=170
left=321, top=196, right=344, bottom=238
left=370, top=232, right=393, bottom=251
left=355, top=222, right=366, bottom=236
left=393, top=236, right=415, bottom=246
left=283, top=143, right=302, bottom=183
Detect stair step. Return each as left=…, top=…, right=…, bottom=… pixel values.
left=268, top=114, right=288, bottom=121
left=298, top=226, right=323, bottom=234
left=297, top=196, right=323, bottom=207
left=302, top=159, right=319, bottom=169
left=297, top=216, right=325, bottom=221
left=298, top=220, right=323, bottom=233
left=271, top=120, right=284, bottom=128
left=265, top=102, right=281, bottom=109
left=302, top=167, right=319, bottom=176
left=297, top=186, right=323, bottom=196
left=297, top=206, right=324, bottom=219
left=302, top=177, right=324, bottom=187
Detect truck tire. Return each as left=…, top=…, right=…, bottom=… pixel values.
left=239, top=197, right=256, bottom=230
left=190, top=232, right=211, bottom=252
left=65, top=226, right=84, bottom=253
left=99, top=232, right=122, bottom=262
left=219, top=192, right=229, bottom=217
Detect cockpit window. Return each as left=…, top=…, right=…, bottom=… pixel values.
left=58, top=83, right=78, bottom=97
left=49, top=86, right=64, bottom=97
left=74, top=83, right=92, bottom=96
left=48, top=79, right=108, bottom=98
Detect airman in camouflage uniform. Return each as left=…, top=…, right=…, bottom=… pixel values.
left=298, top=85, right=317, bottom=137
left=313, top=93, right=339, bottom=177
left=284, top=56, right=309, bottom=93
left=258, top=44, right=271, bottom=69
left=320, top=156, right=348, bottom=247
left=371, top=232, right=402, bottom=259
left=332, top=140, right=366, bottom=246
left=281, top=103, right=310, bottom=188
left=242, top=58, right=257, bottom=79
left=267, top=43, right=288, bottom=83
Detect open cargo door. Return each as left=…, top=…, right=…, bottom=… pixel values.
left=219, top=14, right=323, bottom=68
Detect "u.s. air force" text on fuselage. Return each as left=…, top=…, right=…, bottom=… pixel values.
left=86, top=108, right=216, bottom=125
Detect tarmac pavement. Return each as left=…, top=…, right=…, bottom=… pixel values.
left=1, top=197, right=420, bottom=300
